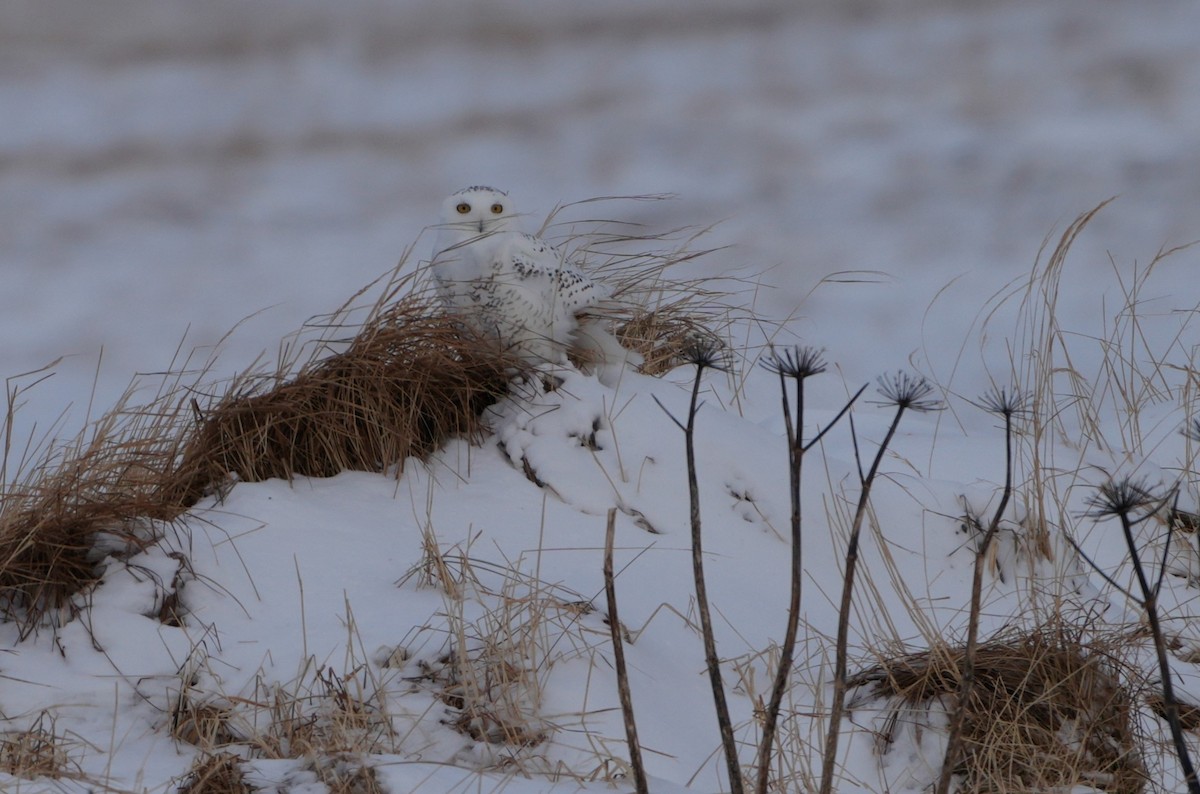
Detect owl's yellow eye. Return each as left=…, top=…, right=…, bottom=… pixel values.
left=490, top=203, right=504, bottom=214
left=456, top=202, right=471, bottom=214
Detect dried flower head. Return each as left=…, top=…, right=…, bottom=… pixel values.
left=1085, top=477, right=1160, bottom=519
left=975, top=386, right=1030, bottom=418
left=680, top=335, right=727, bottom=371
left=873, top=372, right=942, bottom=412
left=760, top=345, right=826, bottom=380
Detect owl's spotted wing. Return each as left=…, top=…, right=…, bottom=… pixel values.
left=433, top=227, right=614, bottom=366
left=498, top=233, right=610, bottom=310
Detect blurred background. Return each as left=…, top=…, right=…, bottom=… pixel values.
left=2, top=0, right=1199, bottom=446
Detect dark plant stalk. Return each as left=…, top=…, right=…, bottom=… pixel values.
left=754, top=354, right=861, bottom=794
left=1116, top=506, right=1200, bottom=794
left=683, top=360, right=744, bottom=794
left=754, top=368, right=802, bottom=794
left=604, top=508, right=648, bottom=794
left=1073, top=477, right=1200, bottom=794
left=819, top=394, right=917, bottom=794
left=818, top=414, right=903, bottom=794
left=935, top=405, right=1016, bottom=794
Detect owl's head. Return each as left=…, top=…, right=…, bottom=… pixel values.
left=438, top=186, right=518, bottom=235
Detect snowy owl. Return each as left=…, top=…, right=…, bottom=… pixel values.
left=430, top=186, right=641, bottom=383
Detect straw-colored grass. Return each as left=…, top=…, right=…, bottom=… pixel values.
left=0, top=712, right=89, bottom=784
left=163, top=299, right=517, bottom=500
left=849, top=622, right=1145, bottom=794
left=0, top=289, right=518, bottom=634
left=0, top=391, right=191, bottom=633
left=403, top=544, right=608, bottom=757
left=176, top=752, right=252, bottom=794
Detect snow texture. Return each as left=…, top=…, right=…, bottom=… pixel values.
left=4, top=1, right=1200, bottom=791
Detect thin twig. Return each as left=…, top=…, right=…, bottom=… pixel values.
left=936, top=397, right=1018, bottom=794
left=682, top=357, right=744, bottom=794
left=821, top=374, right=935, bottom=794
left=604, top=508, right=648, bottom=794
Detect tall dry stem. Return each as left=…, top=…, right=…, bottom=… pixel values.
left=604, top=508, right=648, bottom=794
left=754, top=347, right=860, bottom=794
left=935, top=388, right=1023, bottom=794
left=820, top=373, right=939, bottom=794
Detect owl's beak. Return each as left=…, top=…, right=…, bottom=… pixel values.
left=478, top=219, right=487, bottom=233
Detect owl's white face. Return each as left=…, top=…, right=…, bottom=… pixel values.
left=440, top=186, right=517, bottom=233
left=433, top=186, right=519, bottom=264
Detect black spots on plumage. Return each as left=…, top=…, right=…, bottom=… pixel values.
left=511, top=258, right=540, bottom=279
left=517, top=232, right=551, bottom=253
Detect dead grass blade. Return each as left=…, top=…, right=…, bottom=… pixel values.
left=0, top=711, right=93, bottom=784
left=176, top=752, right=252, bottom=794
left=0, top=287, right=517, bottom=635
left=849, top=621, right=1145, bottom=794
left=165, top=298, right=516, bottom=497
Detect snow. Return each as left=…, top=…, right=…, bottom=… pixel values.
left=4, top=0, right=1200, bottom=791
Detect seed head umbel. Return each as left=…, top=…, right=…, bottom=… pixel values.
left=761, top=345, right=826, bottom=381
left=1085, top=477, right=1160, bottom=519
left=976, top=386, right=1029, bottom=418
left=874, top=372, right=941, bottom=412
left=1184, top=417, right=1200, bottom=443
left=680, top=335, right=727, bottom=372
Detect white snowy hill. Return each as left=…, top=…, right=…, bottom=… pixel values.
left=5, top=2, right=1200, bottom=790
left=3, top=208, right=1200, bottom=793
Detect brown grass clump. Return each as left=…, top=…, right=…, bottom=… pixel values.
left=617, top=305, right=730, bottom=376
left=176, top=752, right=252, bottom=794
left=171, top=683, right=241, bottom=750
left=399, top=541, right=609, bottom=756
left=0, top=285, right=518, bottom=633
left=162, top=298, right=516, bottom=503
left=0, top=389, right=191, bottom=633
left=849, top=623, right=1145, bottom=794
left=0, top=712, right=88, bottom=783
left=223, top=644, right=398, bottom=762
left=1148, top=694, right=1200, bottom=733
left=306, top=755, right=385, bottom=794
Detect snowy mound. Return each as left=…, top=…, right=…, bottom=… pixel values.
left=4, top=214, right=1200, bottom=792
left=5, top=342, right=1198, bottom=792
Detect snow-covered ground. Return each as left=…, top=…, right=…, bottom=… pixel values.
left=4, top=1, right=1200, bottom=791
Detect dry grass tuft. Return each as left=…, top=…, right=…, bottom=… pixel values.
left=242, top=661, right=397, bottom=760
left=0, top=712, right=88, bottom=783
left=176, top=752, right=252, bottom=794
left=0, top=289, right=517, bottom=633
left=849, top=622, right=1145, bottom=794
left=402, top=544, right=608, bottom=757
left=542, top=200, right=748, bottom=377
left=171, top=690, right=241, bottom=750
left=307, top=755, right=385, bottom=794
left=1148, top=694, right=1200, bottom=733
left=617, top=305, right=730, bottom=376
left=0, top=390, right=191, bottom=632
left=164, top=298, right=516, bottom=500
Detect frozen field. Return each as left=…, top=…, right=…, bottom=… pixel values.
left=3, top=0, right=1200, bottom=437
left=4, top=2, right=1200, bottom=792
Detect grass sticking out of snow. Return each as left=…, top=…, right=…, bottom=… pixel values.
left=4, top=201, right=1200, bottom=792
left=848, top=620, right=1145, bottom=794
left=0, top=712, right=91, bottom=786
left=176, top=752, right=252, bottom=794
left=0, top=209, right=726, bottom=638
